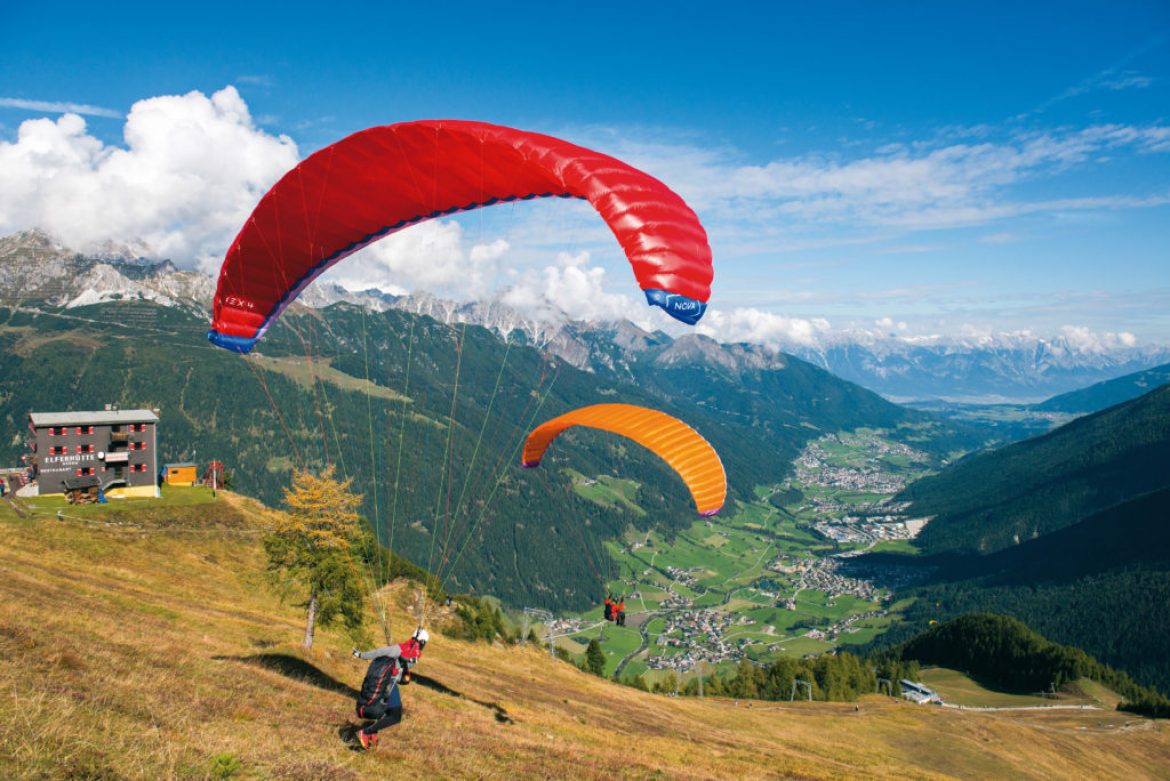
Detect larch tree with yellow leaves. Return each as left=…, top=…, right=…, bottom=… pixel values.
left=264, top=465, right=368, bottom=649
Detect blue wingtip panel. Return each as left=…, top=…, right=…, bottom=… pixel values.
left=644, top=289, right=708, bottom=326
left=207, top=330, right=258, bottom=354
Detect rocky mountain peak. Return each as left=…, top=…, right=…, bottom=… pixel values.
left=2, top=228, right=1167, bottom=402
left=654, top=334, right=789, bottom=374
left=0, top=228, right=65, bottom=254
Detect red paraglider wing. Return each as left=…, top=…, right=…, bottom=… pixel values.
left=209, top=120, right=713, bottom=352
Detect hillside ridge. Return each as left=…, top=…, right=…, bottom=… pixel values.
left=3, top=494, right=1168, bottom=780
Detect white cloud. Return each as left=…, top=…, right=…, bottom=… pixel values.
left=696, top=307, right=832, bottom=348
left=0, top=97, right=121, bottom=118
left=875, top=317, right=908, bottom=333
left=690, top=310, right=1152, bottom=355
left=0, top=86, right=298, bottom=271
left=1058, top=324, right=1138, bottom=352
left=318, top=221, right=511, bottom=300
left=236, top=75, right=274, bottom=88
left=470, top=238, right=509, bottom=264
left=1, top=87, right=1165, bottom=345
left=1100, top=71, right=1154, bottom=91
left=499, top=250, right=645, bottom=325
left=572, top=122, right=1170, bottom=237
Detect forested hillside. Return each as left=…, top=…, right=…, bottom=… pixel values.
left=898, top=488, right=1170, bottom=694
left=902, top=384, right=1170, bottom=555
left=0, top=300, right=968, bottom=610
left=1034, top=362, right=1170, bottom=414
left=875, top=613, right=1169, bottom=716
left=854, top=385, right=1170, bottom=694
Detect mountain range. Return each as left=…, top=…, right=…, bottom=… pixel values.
left=0, top=258, right=975, bottom=612
left=2, top=228, right=1166, bottom=404
left=5, top=227, right=1169, bottom=694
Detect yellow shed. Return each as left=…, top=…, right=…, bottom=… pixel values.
left=163, top=463, right=198, bottom=486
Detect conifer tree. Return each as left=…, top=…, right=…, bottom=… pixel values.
left=585, top=639, right=607, bottom=676
left=264, top=465, right=366, bottom=649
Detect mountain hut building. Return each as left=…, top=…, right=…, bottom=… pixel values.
left=27, top=409, right=160, bottom=498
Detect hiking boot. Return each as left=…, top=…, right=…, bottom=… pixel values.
left=358, top=730, right=376, bottom=750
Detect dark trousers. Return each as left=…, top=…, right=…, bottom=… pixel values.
left=357, top=682, right=402, bottom=735
left=360, top=705, right=402, bottom=734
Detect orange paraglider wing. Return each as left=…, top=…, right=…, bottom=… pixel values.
left=521, top=403, right=726, bottom=516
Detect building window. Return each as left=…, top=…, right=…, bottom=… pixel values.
left=131, top=441, right=147, bottom=451
left=76, top=426, right=95, bottom=435
left=77, top=444, right=95, bottom=454
left=131, top=423, right=148, bottom=433
left=77, top=467, right=94, bottom=476
left=50, top=445, right=67, bottom=455
left=131, top=464, right=147, bottom=473
left=48, top=426, right=67, bottom=436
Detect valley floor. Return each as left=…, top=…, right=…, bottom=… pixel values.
left=2, top=493, right=1168, bottom=780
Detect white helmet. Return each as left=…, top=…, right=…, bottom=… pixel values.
left=413, top=628, right=430, bottom=647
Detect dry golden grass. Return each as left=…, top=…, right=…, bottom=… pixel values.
left=2, top=492, right=1169, bottom=780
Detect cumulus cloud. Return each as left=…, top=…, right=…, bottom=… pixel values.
left=499, top=250, right=645, bottom=325
left=2, top=87, right=1164, bottom=347
left=691, top=311, right=1150, bottom=355
left=696, top=307, right=832, bottom=348
left=1058, top=324, right=1138, bottom=352
left=318, top=221, right=511, bottom=300
left=0, top=86, right=297, bottom=271
left=875, top=317, right=908, bottom=333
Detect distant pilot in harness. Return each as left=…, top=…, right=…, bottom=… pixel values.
left=603, top=593, right=615, bottom=622
left=614, top=597, right=626, bottom=627
left=351, top=628, right=429, bottom=750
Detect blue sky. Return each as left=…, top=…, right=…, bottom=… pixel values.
left=1, top=1, right=1168, bottom=347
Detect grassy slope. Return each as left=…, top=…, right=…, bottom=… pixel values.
left=916, top=669, right=1110, bottom=709
left=2, top=497, right=1169, bottom=780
